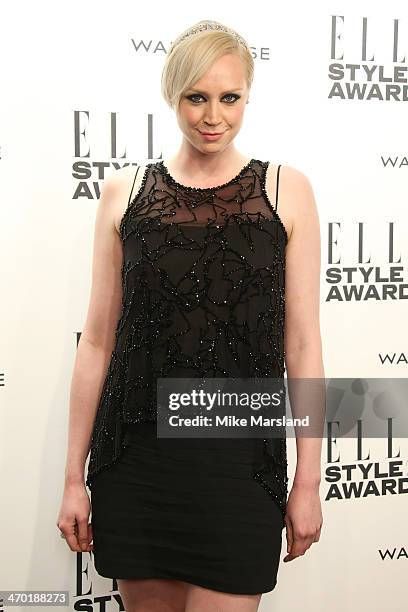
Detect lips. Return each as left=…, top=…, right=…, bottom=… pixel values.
left=199, top=131, right=224, bottom=135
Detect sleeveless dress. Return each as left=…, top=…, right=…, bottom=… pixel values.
left=87, top=158, right=289, bottom=594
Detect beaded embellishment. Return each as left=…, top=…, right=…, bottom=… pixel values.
left=86, top=158, right=289, bottom=525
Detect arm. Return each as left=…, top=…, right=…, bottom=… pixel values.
left=64, top=171, right=126, bottom=485
left=279, top=165, right=325, bottom=560
left=56, top=166, right=136, bottom=552
left=283, top=165, right=325, bottom=486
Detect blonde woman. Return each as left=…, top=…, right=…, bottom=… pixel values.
left=57, top=19, right=324, bottom=612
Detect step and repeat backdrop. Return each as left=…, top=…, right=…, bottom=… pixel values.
left=1, top=1, right=407, bottom=611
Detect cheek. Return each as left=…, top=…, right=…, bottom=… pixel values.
left=184, top=108, right=201, bottom=124
left=178, top=104, right=200, bottom=124
left=228, top=108, right=245, bottom=127
left=233, top=102, right=247, bottom=118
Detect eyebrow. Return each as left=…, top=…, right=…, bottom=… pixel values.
left=187, top=88, right=244, bottom=95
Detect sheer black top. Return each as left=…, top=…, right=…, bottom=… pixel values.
left=85, top=158, right=289, bottom=520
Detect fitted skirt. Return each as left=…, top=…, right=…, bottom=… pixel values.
left=90, top=421, right=284, bottom=595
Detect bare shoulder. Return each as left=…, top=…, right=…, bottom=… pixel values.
left=103, top=165, right=147, bottom=234
left=266, top=163, right=318, bottom=242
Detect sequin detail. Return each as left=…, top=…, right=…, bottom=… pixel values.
left=86, top=158, right=289, bottom=523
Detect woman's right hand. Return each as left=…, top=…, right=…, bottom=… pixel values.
left=56, top=481, right=94, bottom=553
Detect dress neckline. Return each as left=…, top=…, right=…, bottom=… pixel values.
left=158, top=158, right=256, bottom=192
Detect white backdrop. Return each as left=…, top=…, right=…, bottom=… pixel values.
left=1, top=1, right=407, bottom=611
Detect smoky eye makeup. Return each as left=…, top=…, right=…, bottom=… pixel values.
left=185, top=93, right=241, bottom=104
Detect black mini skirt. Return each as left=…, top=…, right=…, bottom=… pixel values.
left=90, top=421, right=284, bottom=595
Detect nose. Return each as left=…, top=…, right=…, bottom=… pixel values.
left=203, top=100, right=223, bottom=127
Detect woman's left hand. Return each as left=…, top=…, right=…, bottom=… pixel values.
left=283, top=481, right=323, bottom=562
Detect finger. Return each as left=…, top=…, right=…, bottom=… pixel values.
left=304, top=536, right=316, bottom=551
left=285, top=518, right=293, bottom=554
left=77, top=518, right=90, bottom=551
left=64, top=523, right=81, bottom=552
left=284, top=532, right=313, bottom=561
left=294, top=532, right=319, bottom=556
left=65, top=533, right=81, bottom=552
left=88, top=523, right=94, bottom=551
left=284, top=551, right=302, bottom=562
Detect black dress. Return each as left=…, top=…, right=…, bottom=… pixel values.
left=86, top=158, right=289, bottom=594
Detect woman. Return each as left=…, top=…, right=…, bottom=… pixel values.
left=57, top=19, right=324, bottom=612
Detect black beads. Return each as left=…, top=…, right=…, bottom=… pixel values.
left=159, top=158, right=256, bottom=193
left=119, top=163, right=153, bottom=240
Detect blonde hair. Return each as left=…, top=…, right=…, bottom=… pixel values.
left=161, top=20, right=254, bottom=111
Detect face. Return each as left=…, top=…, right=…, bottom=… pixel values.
left=176, top=53, right=249, bottom=154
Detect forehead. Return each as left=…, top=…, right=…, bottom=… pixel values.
left=191, top=53, right=247, bottom=89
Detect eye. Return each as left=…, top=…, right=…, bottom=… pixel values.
left=186, top=93, right=241, bottom=104
left=186, top=94, right=205, bottom=104
left=223, top=93, right=240, bottom=103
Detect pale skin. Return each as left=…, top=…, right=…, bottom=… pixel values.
left=57, top=51, right=324, bottom=612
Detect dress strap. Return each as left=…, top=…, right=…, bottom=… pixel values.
left=127, top=165, right=141, bottom=207
left=275, top=164, right=282, bottom=212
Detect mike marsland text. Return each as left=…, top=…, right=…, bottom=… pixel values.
left=167, top=415, right=309, bottom=427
